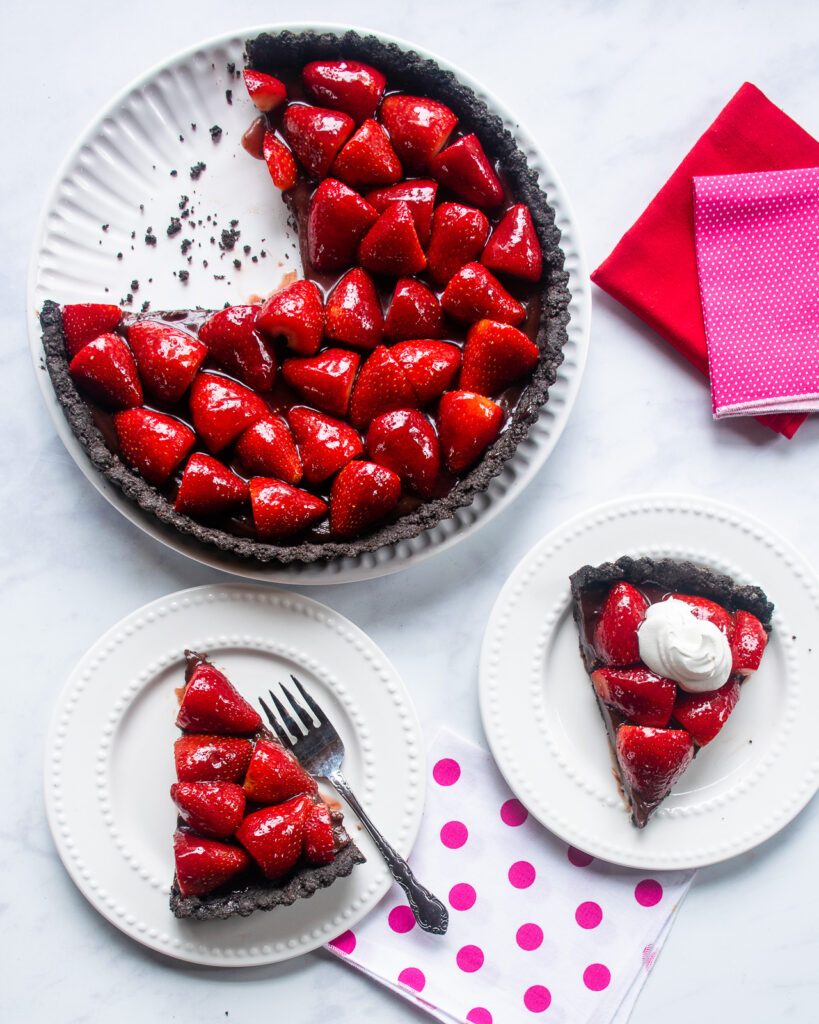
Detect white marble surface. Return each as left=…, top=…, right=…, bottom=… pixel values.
left=3, top=0, right=819, bottom=1020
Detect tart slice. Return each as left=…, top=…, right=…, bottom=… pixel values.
left=170, top=650, right=364, bottom=920
left=570, top=556, right=773, bottom=828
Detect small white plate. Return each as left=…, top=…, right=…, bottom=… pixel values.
left=44, top=584, right=424, bottom=966
left=479, top=494, right=819, bottom=869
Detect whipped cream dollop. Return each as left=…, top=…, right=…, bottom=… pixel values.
left=637, top=598, right=732, bottom=693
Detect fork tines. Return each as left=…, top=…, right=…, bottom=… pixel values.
left=258, top=675, right=325, bottom=746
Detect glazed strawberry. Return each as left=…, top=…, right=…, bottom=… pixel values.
left=367, top=409, right=441, bottom=497
left=173, top=830, right=249, bottom=897
left=430, top=133, right=504, bottom=208
left=282, top=348, right=361, bottom=417
left=358, top=202, right=427, bottom=277
left=379, top=94, right=457, bottom=172
left=384, top=279, right=445, bottom=341
left=177, top=651, right=262, bottom=735
left=438, top=390, right=503, bottom=473
left=69, top=334, right=142, bottom=409
left=330, top=460, right=401, bottom=537
left=283, top=104, right=354, bottom=179
left=170, top=781, right=246, bottom=839
left=113, top=408, right=195, bottom=485
left=174, top=734, right=253, bottom=783
left=303, top=60, right=386, bottom=122
left=243, top=738, right=318, bottom=803
left=62, top=303, right=122, bottom=358
left=127, top=320, right=206, bottom=404
left=189, top=372, right=267, bottom=452
left=262, top=130, right=298, bottom=190
left=481, top=203, right=542, bottom=281
left=236, top=795, right=315, bottom=879
left=243, top=68, right=287, bottom=112
left=615, top=726, right=694, bottom=807
left=303, top=803, right=336, bottom=864
left=349, top=346, right=418, bottom=429
left=460, top=319, right=539, bottom=396
left=257, top=279, right=324, bottom=355
left=674, top=678, right=741, bottom=746
left=199, top=305, right=276, bottom=392
left=365, top=179, right=437, bottom=244
left=426, top=202, right=489, bottom=285
left=442, top=263, right=526, bottom=325
left=331, top=118, right=402, bottom=187
left=250, top=478, right=327, bottom=538
left=288, top=406, right=363, bottom=485
left=591, top=667, right=676, bottom=728
left=668, top=594, right=734, bottom=640
left=593, top=582, right=649, bottom=666
left=325, top=268, right=384, bottom=349
left=391, top=340, right=461, bottom=404
left=307, top=178, right=378, bottom=271
left=235, top=416, right=302, bottom=484
left=175, top=453, right=249, bottom=518
left=731, top=609, right=768, bottom=674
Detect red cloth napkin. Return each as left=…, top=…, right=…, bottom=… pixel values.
left=592, top=82, right=819, bottom=439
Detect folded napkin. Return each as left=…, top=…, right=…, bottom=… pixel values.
left=327, top=730, right=695, bottom=1024
left=592, top=82, right=819, bottom=439
left=694, top=166, right=819, bottom=418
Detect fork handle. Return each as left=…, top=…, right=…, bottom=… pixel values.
left=329, top=769, right=449, bottom=935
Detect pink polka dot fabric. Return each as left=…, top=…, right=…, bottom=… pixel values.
left=694, top=166, right=819, bottom=419
left=325, top=730, right=695, bottom=1024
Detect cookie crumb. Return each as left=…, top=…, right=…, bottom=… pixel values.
left=210, top=124, right=223, bottom=142
left=145, top=231, right=157, bottom=246
left=167, top=217, right=182, bottom=237
left=225, top=89, right=233, bottom=105
left=220, top=227, right=240, bottom=251
left=190, top=161, right=206, bottom=180
left=179, top=269, right=190, bottom=283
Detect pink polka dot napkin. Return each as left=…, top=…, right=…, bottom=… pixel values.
left=326, top=730, right=695, bottom=1024
left=694, top=166, right=819, bottom=419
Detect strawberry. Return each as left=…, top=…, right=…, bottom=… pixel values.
left=325, top=268, right=384, bottom=349
left=262, top=130, right=298, bottom=190
left=460, top=319, right=539, bottom=396
left=331, top=118, right=402, bottom=187
left=442, top=263, right=526, bottom=325
left=62, top=303, right=122, bottom=358
left=379, top=95, right=457, bottom=173
left=303, top=60, right=386, bottom=122
left=391, top=340, right=461, bottom=404
left=127, top=320, right=206, bottom=404
left=593, top=582, right=649, bottom=666
left=177, top=651, right=262, bottom=735
left=365, top=179, right=437, bottom=243
left=349, top=346, right=418, bottom=429
left=113, top=408, right=195, bottom=485
left=437, top=390, right=503, bottom=472
left=367, top=409, right=441, bottom=496
left=69, top=333, right=142, bottom=409
left=384, top=279, right=445, bottom=341
left=307, top=178, right=378, bottom=272
left=243, top=68, right=287, bottom=112
left=173, top=829, right=249, bottom=897
left=591, top=667, right=676, bottom=728
left=615, top=726, right=694, bottom=807
left=170, top=781, right=246, bottom=839
left=481, top=203, right=542, bottom=281
left=199, top=305, right=276, bottom=392
left=249, top=478, right=327, bottom=538
left=358, top=202, right=427, bottom=276
left=668, top=594, right=734, bottom=640
left=330, top=460, right=401, bottom=538
left=282, top=348, right=360, bottom=417
left=175, top=453, right=249, bottom=518
left=174, top=734, right=253, bottom=783
left=303, top=803, right=336, bottom=864
left=430, top=133, right=504, bottom=208
left=236, top=795, right=314, bottom=879
left=731, top=609, right=768, bottom=674
left=243, top=738, right=318, bottom=803
left=426, top=202, right=489, bottom=284
left=283, top=104, right=354, bottom=178
left=289, top=406, right=363, bottom=484
left=188, top=372, right=267, bottom=452
left=235, top=415, right=302, bottom=484
left=674, top=678, right=741, bottom=746
left=257, top=279, right=324, bottom=355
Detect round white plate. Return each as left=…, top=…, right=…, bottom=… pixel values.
left=480, top=493, right=819, bottom=869
left=44, top=584, right=424, bottom=966
left=27, top=23, right=590, bottom=585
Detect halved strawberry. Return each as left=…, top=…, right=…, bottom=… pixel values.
left=731, top=609, right=768, bottom=674
left=365, top=179, right=437, bottom=243
left=283, top=104, right=354, bottom=179
left=243, top=738, right=318, bottom=803
left=113, top=408, right=195, bottom=485
left=427, top=202, right=489, bottom=285
left=379, top=95, right=457, bottom=172
left=188, top=372, right=267, bottom=452
left=199, top=305, right=276, bottom=392
left=257, top=279, right=324, bottom=355
left=236, top=795, right=314, bottom=879
left=249, top=478, right=327, bottom=538
left=173, top=829, right=249, bottom=897
left=288, top=406, right=363, bottom=484
left=174, top=734, right=253, bottom=783
left=442, top=263, right=526, bottom=325
left=307, top=178, right=378, bottom=272
left=481, top=203, right=542, bottom=281
left=127, top=320, right=206, bottom=404
left=177, top=651, right=262, bottom=734
left=593, top=582, right=649, bottom=667
left=170, top=781, right=246, bottom=839
left=391, top=340, right=461, bottom=404
left=243, top=68, right=287, bottom=112
left=366, top=409, right=441, bottom=497
left=303, top=803, right=336, bottom=864
left=591, top=667, right=676, bottom=728
left=329, top=460, right=401, bottom=538
left=69, top=333, right=142, bottom=409
left=281, top=348, right=360, bottom=417
left=331, top=118, right=402, bottom=187
left=325, top=268, right=384, bottom=349
left=668, top=594, right=734, bottom=640
left=384, top=279, right=445, bottom=341
left=437, top=390, right=503, bottom=473
left=303, top=59, right=386, bottom=122
left=674, top=678, right=741, bottom=746
left=430, top=133, right=504, bottom=208
left=62, top=303, right=122, bottom=358
left=262, top=130, right=298, bottom=190
left=235, top=415, right=302, bottom=484
left=175, top=453, right=249, bottom=518
left=460, top=319, right=539, bottom=396
left=358, top=202, right=427, bottom=276
left=616, top=726, right=694, bottom=808
left=349, top=346, right=418, bottom=429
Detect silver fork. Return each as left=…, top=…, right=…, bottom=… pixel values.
left=259, top=676, right=449, bottom=935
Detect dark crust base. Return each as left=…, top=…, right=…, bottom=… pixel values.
left=39, top=28, right=570, bottom=565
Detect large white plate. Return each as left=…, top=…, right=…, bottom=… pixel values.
left=27, top=22, right=590, bottom=584
left=44, top=584, right=424, bottom=966
left=479, top=494, right=819, bottom=869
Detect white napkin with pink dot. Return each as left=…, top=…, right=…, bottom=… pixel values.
left=326, top=730, right=695, bottom=1024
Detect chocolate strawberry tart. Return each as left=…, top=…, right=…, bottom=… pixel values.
left=570, top=557, right=773, bottom=828
left=40, top=29, right=570, bottom=564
